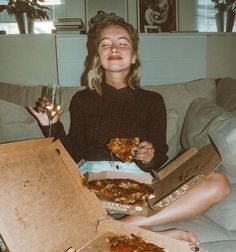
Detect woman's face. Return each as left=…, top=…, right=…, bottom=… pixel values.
left=97, top=25, right=136, bottom=77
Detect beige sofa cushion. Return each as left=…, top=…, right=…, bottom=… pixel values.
left=207, top=111, right=236, bottom=184
left=216, top=78, right=236, bottom=114
left=61, top=86, right=85, bottom=112
left=0, top=99, right=44, bottom=143
left=181, top=98, right=224, bottom=149
left=144, top=78, right=216, bottom=134
left=181, top=97, right=236, bottom=231
left=0, top=99, right=71, bottom=143
left=204, top=111, right=236, bottom=231
left=145, top=78, right=216, bottom=156
left=0, top=79, right=216, bottom=160
left=0, top=82, right=43, bottom=107
left=0, top=98, right=178, bottom=163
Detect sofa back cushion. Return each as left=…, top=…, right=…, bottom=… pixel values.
left=205, top=111, right=236, bottom=231
left=145, top=78, right=216, bottom=159
left=181, top=97, right=224, bottom=149
left=0, top=82, right=43, bottom=107
left=144, top=78, right=216, bottom=131
left=0, top=99, right=44, bottom=143
left=180, top=96, right=236, bottom=231
left=216, top=77, right=236, bottom=113
left=0, top=79, right=216, bottom=159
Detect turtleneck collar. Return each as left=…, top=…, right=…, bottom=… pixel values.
left=101, top=82, right=138, bottom=101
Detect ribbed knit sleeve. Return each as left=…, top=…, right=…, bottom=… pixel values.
left=134, top=92, right=168, bottom=172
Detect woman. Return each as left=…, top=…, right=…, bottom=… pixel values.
left=29, top=14, right=230, bottom=246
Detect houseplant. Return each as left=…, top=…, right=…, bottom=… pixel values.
left=0, top=0, right=52, bottom=34
left=211, top=0, right=236, bottom=31
left=225, top=0, right=236, bottom=31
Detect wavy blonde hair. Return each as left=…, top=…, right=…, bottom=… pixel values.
left=81, top=15, right=141, bottom=95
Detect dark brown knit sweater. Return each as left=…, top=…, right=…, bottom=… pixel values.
left=42, top=83, right=168, bottom=173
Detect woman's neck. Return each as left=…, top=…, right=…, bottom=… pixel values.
left=105, top=72, right=128, bottom=89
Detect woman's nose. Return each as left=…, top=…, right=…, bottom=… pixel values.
left=111, top=47, right=118, bottom=54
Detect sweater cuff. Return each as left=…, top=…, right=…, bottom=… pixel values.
left=39, top=121, right=62, bottom=138
left=135, top=159, right=155, bottom=173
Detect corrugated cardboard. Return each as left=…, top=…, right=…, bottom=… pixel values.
left=86, top=143, right=222, bottom=216
left=0, top=138, right=201, bottom=252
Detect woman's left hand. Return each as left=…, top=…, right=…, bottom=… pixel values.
left=134, top=141, right=155, bottom=165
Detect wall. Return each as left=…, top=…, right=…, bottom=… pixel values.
left=64, top=0, right=196, bottom=32
left=56, top=33, right=236, bottom=86
left=0, top=35, right=58, bottom=85
left=207, top=35, right=236, bottom=79
left=0, top=1, right=235, bottom=86
left=0, top=33, right=235, bottom=86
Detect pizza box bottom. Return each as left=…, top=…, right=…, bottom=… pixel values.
left=84, top=143, right=222, bottom=217
left=0, top=138, right=206, bottom=252
left=78, top=218, right=207, bottom=252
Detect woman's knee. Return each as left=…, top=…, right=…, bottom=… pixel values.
left=208, top=172, right=231, bottom=201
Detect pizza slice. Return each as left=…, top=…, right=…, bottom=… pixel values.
left=107, top=137, right=139, bottom=162
left=106, top=234, right=167, bottom=252
left=88, top=178, right=155, bottom=205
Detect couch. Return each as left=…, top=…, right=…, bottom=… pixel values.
left=0, top=78, right=236, bottom=251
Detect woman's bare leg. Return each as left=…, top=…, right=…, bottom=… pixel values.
left=120, top=171, right=230, bottom=227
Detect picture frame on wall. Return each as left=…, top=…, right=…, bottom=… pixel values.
left=137, top=0, right=178, bottom=33
left=85, top=0, right=128, bottom=32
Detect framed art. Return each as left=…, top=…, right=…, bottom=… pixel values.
left=85, top=0, right=128, bottom=32
left=137, top=0, right=178, bottom=33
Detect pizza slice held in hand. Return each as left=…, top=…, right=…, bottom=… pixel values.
left=107, top=137, right=139, bottom=162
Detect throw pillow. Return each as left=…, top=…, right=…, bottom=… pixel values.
left=204, top=111, right=236, bottom=231
left=207, top=111, right=236, bottom=184
left=181, top=98, right=224, bottom=149
left=0, top=99, right=43, bottom=143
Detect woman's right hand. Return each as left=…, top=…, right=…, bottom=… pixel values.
left=28, top=105, right=64, bottom=126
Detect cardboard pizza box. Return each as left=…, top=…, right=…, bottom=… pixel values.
left=77, top=219, right=207, bottom=252
left=85, top=143, right=222, bottom=217
left=0, top=138, right=200, bottom=252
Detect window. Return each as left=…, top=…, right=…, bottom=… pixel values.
left=0, top=0, right=65, bottom=34
left=196, top=0, right=236, bottom=32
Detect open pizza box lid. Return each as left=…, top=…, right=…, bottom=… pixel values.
left=85, top=143, right=222, bottom=217
left=0, top=138, right=204, bottom=252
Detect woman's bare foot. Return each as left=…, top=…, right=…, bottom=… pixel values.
left=158, top=228, right=199, bottom=246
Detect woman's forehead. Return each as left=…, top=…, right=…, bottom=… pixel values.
left=99, top=25, right=130, bottom=40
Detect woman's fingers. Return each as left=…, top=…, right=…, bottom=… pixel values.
left=27, top=106, right=50, bottom=126
left=133, top=141, right=155, bottom=164
left=51, top=108, right=64, bottom=123
left=27, top=106, right=63, bottom=126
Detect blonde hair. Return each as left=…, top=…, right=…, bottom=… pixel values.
left=81, top=15, right=141, bottom=95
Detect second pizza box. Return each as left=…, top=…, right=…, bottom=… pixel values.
left=0, top=138, right=202, bottom=252
left=85, top=143, right=222, bottom=217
